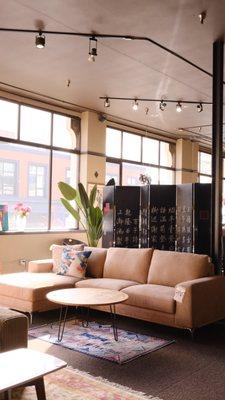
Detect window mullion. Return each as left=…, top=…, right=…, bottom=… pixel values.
left=48, top=114, right=54, bottom=230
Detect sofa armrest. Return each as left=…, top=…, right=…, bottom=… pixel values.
left=174, top=276, right=225, bottom=329
left=28, top=259, right=53, bottom=273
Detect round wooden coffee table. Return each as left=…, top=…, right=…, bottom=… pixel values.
left=47, top=288, right=128, bottom=342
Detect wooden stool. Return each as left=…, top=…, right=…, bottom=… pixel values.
left=0, top=308, right=28, bottom=352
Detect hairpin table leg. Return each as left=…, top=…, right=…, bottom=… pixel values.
left=110, top=304, right=118, bottom=341
left=57, top=306, right=68, bottom=342
left=81, top=306, right=90, bottom=328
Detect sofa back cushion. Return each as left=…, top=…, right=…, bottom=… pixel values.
left=84, top=247, right=107, bottom=278
left=103, top=247, right=153, bottom=283
left=148, top=250, right=214, bottom=287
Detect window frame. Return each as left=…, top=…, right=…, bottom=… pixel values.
left=0, top=158, right=18, bottom=197
left=0, top=98, right=80, bottom=233
left=28, top=162, right=48, bottom=198
left=106, top=126, right=175, bottom=185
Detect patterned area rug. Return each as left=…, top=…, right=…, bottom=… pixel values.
left=11, top=367, right=163, bottom=399
left=29, top=320, right=174, bottom=364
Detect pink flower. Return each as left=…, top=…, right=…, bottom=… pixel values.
left=14, top=202, right=23, bottom=211
left=14, top=202, right=31, bottom=216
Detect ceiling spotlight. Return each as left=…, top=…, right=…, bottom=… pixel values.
left=198, top=11, right=206, bottom=24
left=197, top=102, right=203, bottom=113
left=104, top=98, right=110, bottom=108
left=176, top=102, right=182, bottom=113
left=35, top=31, right=45, bottom=49
left=159, top=100, right=167, bottom=111
left=88, top=36, right=97, bottom=62
left=132, top=99, right=139, bottom=111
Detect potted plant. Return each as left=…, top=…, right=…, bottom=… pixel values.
left=58, top=182, right=103, bottom=247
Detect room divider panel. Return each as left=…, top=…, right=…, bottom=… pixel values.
left=102, top=186, right=140, bottom=248
left=176, top=183, right=211, bottom=255
left=140, top=185, right=176, bottom=250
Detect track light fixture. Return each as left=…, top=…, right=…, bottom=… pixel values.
left=159, top=100, right=167, bottom=111
left=35, top=31, right=45, bottom=49
left=176, top=102, right=182, bottom=113
left=100, top=96, right=211, bottom=112
left=198, top=11, right=207, bottom=24
left=197, top=102, right=203, bottom=113
left=104, top=97, right=110, bottom=108
left=88, top=36, right=97, bottom=62
left=132, top=99, right=139, bottom=111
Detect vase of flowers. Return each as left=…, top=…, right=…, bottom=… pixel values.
left=14, top=202, right=31, bottom=231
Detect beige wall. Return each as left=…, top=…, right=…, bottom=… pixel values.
left=176, top=139, right=199, bottom=184
left=0, top=231, right=87, bottom=274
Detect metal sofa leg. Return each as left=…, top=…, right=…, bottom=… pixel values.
left=24, top=312, right=33, bottom=326
left=188, top=328, right=196, bottom=339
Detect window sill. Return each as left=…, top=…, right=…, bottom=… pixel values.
left=0, top=229, right=85, bottom=235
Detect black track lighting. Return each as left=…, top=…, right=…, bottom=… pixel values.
left=100, top=97, right=210, bottom=111
left=132, top=99, right=139, bottom=111
left=197, top=102, right=203, bottom=113
left=35, top=31, right=45, bottom=49
left=159, top=100, right=167, bottom=111
left=104, top=98, right=110, bottom=108
left=176, top=102, right=182, bottom=112
left=88, top=37, right=98, bottom=62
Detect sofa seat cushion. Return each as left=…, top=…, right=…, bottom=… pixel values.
left=103, top=248, right=153, bottom=283
left=0, top=272, right=79, bottom=302
left=148, top=250, right=214, bottom=287
left=76, top=278, right=139, bottom=291
left=122, top=284, right=176, bottom=314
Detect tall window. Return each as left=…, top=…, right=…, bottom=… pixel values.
left=198, top=151, right=225, bottom=224
left=0, top=99, right=79, bottom=231
left=106, top=127, right=175, bottom=185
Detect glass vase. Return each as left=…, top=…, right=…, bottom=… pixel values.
left=16, top=215, right=27, bottom=231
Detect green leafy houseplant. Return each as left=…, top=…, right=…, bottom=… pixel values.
left=58, top=182, right=103, bottom=247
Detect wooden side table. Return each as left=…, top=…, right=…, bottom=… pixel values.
left=0, top=348, right=67, bottom=400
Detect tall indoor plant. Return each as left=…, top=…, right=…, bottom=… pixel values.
left=58, top=182, right=103, bottom=247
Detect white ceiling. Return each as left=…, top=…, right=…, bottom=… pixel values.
left=0, top=0, right=225, bottom=145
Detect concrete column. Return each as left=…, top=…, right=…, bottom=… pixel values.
left=80, top=111, right=106, bottom=189
left=176, top=139, right=199, bottom=184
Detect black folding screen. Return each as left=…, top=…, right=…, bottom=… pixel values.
left=176, top=183, right=211, bottom=255
left=140, top=185, right=176, bottom=250
left=102, top=186, right=140, bottom=248
left=176, top=184, right=193, bottom=252
left=103, top=184, right=211, bottom=256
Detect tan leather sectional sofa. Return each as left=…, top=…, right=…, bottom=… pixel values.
left=0, top=247, right=225, bottom=331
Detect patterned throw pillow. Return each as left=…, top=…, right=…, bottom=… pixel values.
left=58, top=248, right=92, bottom=278
left=50, top=244, right=84, bottom=273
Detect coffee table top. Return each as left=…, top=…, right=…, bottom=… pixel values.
left=47, top=288, right=129, bottom=307
left=0, top=348, right=67, bottom=393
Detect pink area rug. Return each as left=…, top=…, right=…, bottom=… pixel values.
left=29, top=320, right=174, bottom=364
left=11, top=367, right=163, bottom=399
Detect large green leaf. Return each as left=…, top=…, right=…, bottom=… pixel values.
left=89, top=184, right=97, bottom=206
left=58, top=182, right=77, bottom=201
left=78, top=183, right=90, bottom=210
left=60, top=198, right=80, bottom=222
left=59, top=180, right=103, bottom=247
